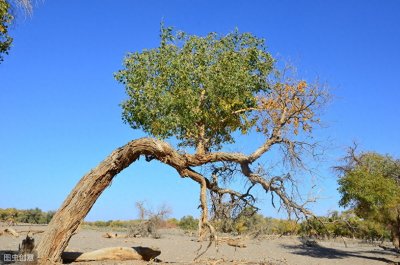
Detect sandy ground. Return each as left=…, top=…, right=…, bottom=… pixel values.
left=1, top=224, right=399, bottom=265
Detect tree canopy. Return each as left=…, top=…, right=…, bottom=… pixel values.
left=115, top=26, right=275, bottom=152
left=337, top=147, right=400, bottom=248
left=116, top=26, right=325, bottom=156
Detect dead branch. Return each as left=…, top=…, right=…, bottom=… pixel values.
left=17, top=229, right=45, bottom=235
left=102, top=232, right=127, bottom=239
left=217, top=237, right=247, bottom=248
left=227, top=240, right=247, bottom=248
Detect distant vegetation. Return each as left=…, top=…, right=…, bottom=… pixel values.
left=0, top=207, right=55, bottom=224
left=301, top=211, right=390, bottom=241
left=82, top=217, right=193, bottom=231
left=81, top=211, right=390, bottom=243
left=1, top=206, right=391, bottom=242
left=211, top=209, right=390, bottom=242
left=179, top=215, right=199, bottom=230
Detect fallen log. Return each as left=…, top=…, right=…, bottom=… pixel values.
left=102, top=233, right=128, bottom=238
left=18, top=230, right=45, bottom=235
left=0, top=228, right=19, bottom=237
left=102, top=232, right=127, bottom=239
left=102, top=232, right=117, bottom=238
left=61, top=246, right=161, bottom=262
left=227, top=239, right=247, bottom=248
left=217, top=237, right=247, bottom=248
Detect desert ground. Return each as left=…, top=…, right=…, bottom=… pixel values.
left=1, top=224, right=399, bottom=265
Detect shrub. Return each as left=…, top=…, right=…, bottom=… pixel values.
left=179, top=215, right=199, bottom=230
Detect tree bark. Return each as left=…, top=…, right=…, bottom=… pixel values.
left=392, top=214, right=400, bottom=250
left=393, top=233, right=400, bottom=250
left=198, top=178, right=208, bottom=240
left=393, top=223, right=400, bottom=250
left=35, top=138, right=186, bottom=264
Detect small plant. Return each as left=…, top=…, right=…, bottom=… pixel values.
left=127, top=201, right=172, bottom=238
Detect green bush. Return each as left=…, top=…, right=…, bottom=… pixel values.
left=109, top=220, right=128, bottom=228
left=299, top=211, right=391, bottom=241
left=0, top=207, right=55, bottom=224
left=179, top=215, right=199, bottom=230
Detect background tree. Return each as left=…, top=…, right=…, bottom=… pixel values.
left=36, top=26, right=328, bottom=263
left=337, top=146, right=400, bottom=249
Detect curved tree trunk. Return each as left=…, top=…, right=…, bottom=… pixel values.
left=34, top=135, right=290, bottom=263
left=35, top=138, right=187, bottom=264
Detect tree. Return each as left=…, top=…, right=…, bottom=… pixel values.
left=337, top=146, right=400, bottom=249
left=0, top=0, right=13, bottom=62
left=35, top=26, right=328, bottom=264
left=0, top=0, right=32, bottom=62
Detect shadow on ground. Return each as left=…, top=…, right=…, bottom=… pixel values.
left=280, top=243, right=399, bottom=264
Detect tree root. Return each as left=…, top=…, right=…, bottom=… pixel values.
left=195, top=221, right=218, bottom=261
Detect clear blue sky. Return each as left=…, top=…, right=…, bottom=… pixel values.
left=1, top=0, right=399, bottom=221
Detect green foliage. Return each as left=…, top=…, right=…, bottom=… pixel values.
left=0, top=207, right=55, bottom=224
left=299, top=211, right=391, bottom=241
left=109, top=220, right=127, bottom=228
left=338, top=152, right=400, bottom=226
left=166, top=218, right=179, bottom=228
left=45, top=210, right=56, bottom=223
left=212, top=209, right=301, bottom=236
left=337, top=151, right=400, bottom=248
left=274, top=219, right=300, bottom=235
left=83, top=220, right=138, bottom=229
left=232, top=210, right=268, bottom=234
left=178, top=215, right=199, bottom=230
left=93, top=220, right=109, bottom=227
left=115, top=25, right=274, bottom=150
left=0, top=0, right=13, bottom=62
